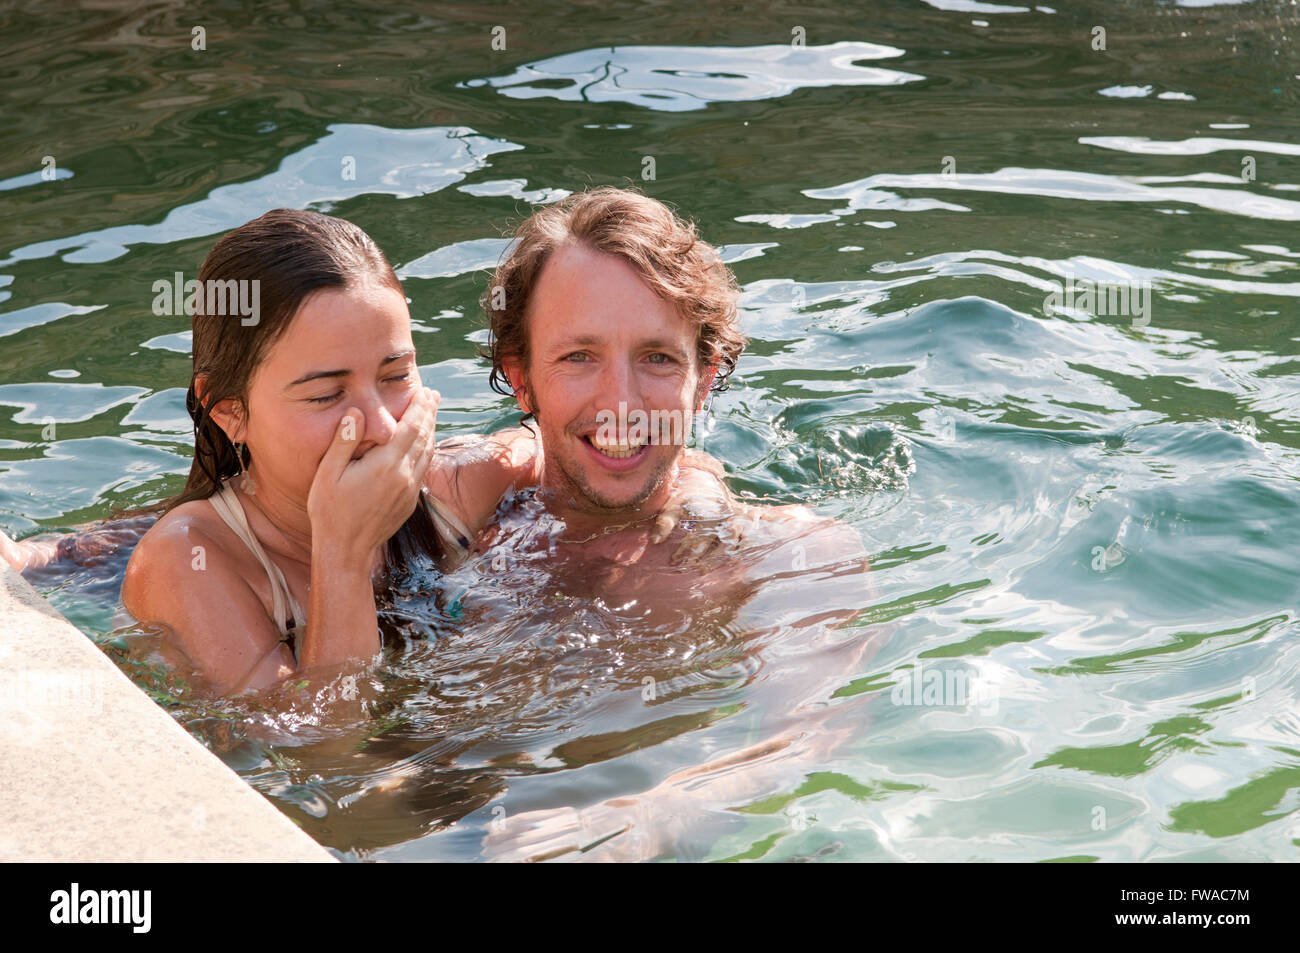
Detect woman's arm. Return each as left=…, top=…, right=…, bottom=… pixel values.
left=1, top=529, right=59, bottom=573
left=424, top=429, right=738, bottom=542
left=3, top=516, right=158, bottom=575
left=123, top=390, right=439, bottom=695
left=423, top=427, right=543, bottom=538
left=122, top=520, right=376, bottom=697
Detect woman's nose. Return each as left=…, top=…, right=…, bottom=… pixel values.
left=356, top=395, right=398, bottom=446
left=369, top=405, right=398, bottom=444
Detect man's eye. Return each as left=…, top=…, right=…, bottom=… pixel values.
left=308, top=392, right=342, bottom=404
left=647, top=352, right=674, bottom=364
left=564, top=352, right=589, bottom=363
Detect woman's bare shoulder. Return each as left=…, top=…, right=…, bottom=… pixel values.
left=122, top=497, right=292, bottom=694
left=132, top=500, right=228, bottom=550
left=123, top=500, right=240, bottom=607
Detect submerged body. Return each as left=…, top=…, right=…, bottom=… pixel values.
left=290, top=476, right=878, bottom=859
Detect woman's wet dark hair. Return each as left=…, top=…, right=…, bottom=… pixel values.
left=158, top=207, right=441, bottom=574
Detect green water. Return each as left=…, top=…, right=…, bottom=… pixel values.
left=3, top=0, right=1299, bottom=861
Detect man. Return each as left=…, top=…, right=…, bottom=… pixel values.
left=467, top=187, right=876, bottom=860
left=487, top=185, right=743, bottom=521
left=474, top=186, right=859, bottom=575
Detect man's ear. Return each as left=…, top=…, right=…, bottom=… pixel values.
left=195, top=374, right=247, bottom=444
left=502, top=359, right=533, bottom=416
left=695, top=364, right=719, bottom=411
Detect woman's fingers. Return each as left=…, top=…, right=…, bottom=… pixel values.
left=308, top=389, right=442, bottom=550
left=415, top=390, right=440, bottom=480
left=376, top=388, right=439, bottom=492
left=412, top=387, right=440, bottom=462
left=317, top=407, right=365, bottom=485
left=371, top=387, right=437, bottom=469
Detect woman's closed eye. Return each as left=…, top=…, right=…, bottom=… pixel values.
left=306, top=373, right=410, bottom=404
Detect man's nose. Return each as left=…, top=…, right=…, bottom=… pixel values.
left=597, top=355, right=643, bottom=411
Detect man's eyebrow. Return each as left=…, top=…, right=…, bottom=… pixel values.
left=638, top=339, right=690, bottom=353
left=548, top=334, right=602, bottom=350
left=287, top=350, right=415, bottom=388
left=547, top=336, right=689, bottom=353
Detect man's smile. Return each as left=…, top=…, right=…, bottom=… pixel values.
left=581, top=432, right=651, bottom=471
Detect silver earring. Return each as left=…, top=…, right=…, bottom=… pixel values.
left=234, top=441, right=256, bottom=494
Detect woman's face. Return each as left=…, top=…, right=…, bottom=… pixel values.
left=236, top=280, right=419, bottom=504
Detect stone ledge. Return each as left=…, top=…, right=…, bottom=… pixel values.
left=0, top=564, right=335, bottom=863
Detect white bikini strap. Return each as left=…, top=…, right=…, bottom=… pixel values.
left=208, top=482, right=305, bottom=639
left=426, top=493, right=473, bottom=553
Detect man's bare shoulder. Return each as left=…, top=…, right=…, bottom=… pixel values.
left=664, top=458, right=865, bottom=563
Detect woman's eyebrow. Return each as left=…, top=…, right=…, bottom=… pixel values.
left=288, top=367, right=348, bottom=387
left=287, top=350, right=415, bottom=388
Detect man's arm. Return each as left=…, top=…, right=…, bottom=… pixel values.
left=425, top=430, right=740, bottom=544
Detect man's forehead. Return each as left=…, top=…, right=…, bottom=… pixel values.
left=529, top=244, right=692, bottom=343
left=533, top=313, right=695, bottom=349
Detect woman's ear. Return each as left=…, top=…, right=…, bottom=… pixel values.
left=502, top=359, right=533, bottom=416
left=195, top=374, right=247, bottom=444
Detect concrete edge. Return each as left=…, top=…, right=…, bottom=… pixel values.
left=0, top=563, right=336, bottom=862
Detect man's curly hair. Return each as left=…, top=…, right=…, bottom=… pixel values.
left=483, top=187, right=746, bottom=410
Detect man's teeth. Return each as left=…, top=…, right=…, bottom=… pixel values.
left=589, top=435, right=647, bottom=458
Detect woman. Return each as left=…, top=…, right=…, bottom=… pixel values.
left=4, top=209, right=541, bottom=694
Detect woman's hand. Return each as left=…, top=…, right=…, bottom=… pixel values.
left=1, top=528, right=27, bottom=572
left=649, top=449, right=737, bottom=544
left=307, top=387, right=440, bottom=567
left=0, top=529, right=62, bottom=573
left=294, top=387, right=439, bottom=673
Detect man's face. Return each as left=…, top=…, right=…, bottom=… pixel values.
left=508, top=243, right=709, bottom=516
